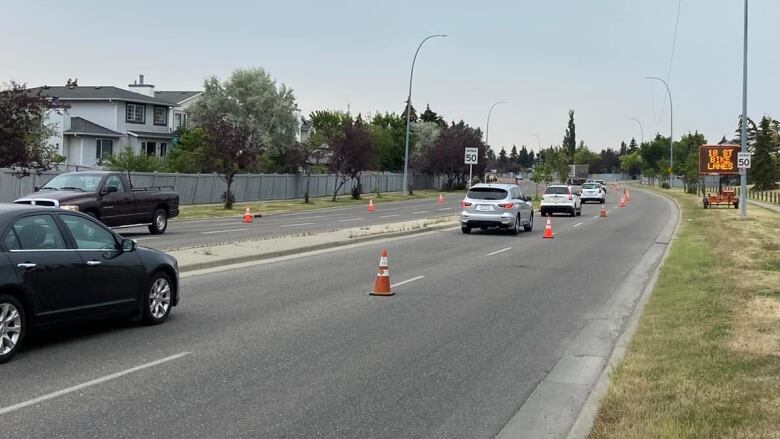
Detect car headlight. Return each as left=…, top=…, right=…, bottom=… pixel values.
left=60, top=205, right=80, bottom=212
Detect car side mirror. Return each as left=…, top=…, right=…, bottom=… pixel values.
left=121, top=238, right=136, bottom=252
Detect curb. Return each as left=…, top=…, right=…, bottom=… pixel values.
left=176, top=221, right=459, bottom=273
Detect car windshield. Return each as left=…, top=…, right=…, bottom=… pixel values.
left=582, top=183, right=599, bottom=189
left=41, top=174, right=103, bottom=192
left=544, top=186, right=569, bottom=195
left=467, top=188, right=508, bottom=200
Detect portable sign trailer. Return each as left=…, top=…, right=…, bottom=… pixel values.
left=698, top=144, right=740, bottom=209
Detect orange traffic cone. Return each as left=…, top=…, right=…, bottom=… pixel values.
left=542, top=214, right=554, bottom=239
left=619, top=196, right=626, bottom=208
left=243, top=207, right=253, bottom=223
left=626, top=189, right=631, bottom=202
left=369, top=249, right=394, bottom=296
left=438, top=193, right=445, bottom=204
left=600, top=205, right=608, bottom=217
left=368, top=199, right=376, bottom=212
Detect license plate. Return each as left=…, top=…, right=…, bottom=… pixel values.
left=476, top=204, right=492, bottom=212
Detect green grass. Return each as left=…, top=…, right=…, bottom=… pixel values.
left=176, top=189, right=453, bottom=220
left=589, top=188, right=780, bottom=439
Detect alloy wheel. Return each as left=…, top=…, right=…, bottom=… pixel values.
left=0, top=302, right=22, bottom=356
left=149, top=278, right=171, bottom=319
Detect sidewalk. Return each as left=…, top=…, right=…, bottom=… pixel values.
left=748, top=198, right=780, bottom=214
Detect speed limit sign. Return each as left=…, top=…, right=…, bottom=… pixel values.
left=737, top=152, right=751, bottom=169
left=464, top=147, right=479, bottom=165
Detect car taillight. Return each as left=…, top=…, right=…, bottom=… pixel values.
left=462, top=201, right=472, bottom=207
left=498, top=202, right=513, bottom=208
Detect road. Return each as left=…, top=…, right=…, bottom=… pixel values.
left=0, top=188, right=669, bottom=438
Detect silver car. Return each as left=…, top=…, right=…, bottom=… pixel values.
left=460, top=183, right=534, bottom=234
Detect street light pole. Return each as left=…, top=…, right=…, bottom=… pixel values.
left=628, top=117, right=644, bottom=145
left=645, top=76, right=673, bottom=187
left=739, top=0, right=748, bottom=218
left=402, top=34, right=447, bottom=194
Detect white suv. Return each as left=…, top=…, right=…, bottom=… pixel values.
left=540, top=185, right=582, bottom=217
left=580, top=182, right=606, bottom=204
left=460, top=183, right=534, bottom=234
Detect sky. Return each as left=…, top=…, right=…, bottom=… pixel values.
left=2, top=0, right=778, bottom=153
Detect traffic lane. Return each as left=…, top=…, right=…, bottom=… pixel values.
left=118, top=196, right=463, bottom=250
left=0, top=189, right=669, bottom=437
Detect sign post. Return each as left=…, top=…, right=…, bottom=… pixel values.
left=464, top=147, right=478, bottom=189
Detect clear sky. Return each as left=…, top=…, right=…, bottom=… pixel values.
left=2, top=1, right=777, bottom=153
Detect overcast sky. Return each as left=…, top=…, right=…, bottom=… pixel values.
left=2, top=0, right=777, bottom=152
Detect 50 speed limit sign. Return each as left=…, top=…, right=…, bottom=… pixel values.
left=464, top=147, right=479, bottom=165
left=737, top=152, right=751, bottom=169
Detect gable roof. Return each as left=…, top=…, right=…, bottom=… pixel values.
left=64, top=117, right=123, bottom=137
left=154, top=90, right=202, bottom=105
left=28, top=86, right=173, bottom=106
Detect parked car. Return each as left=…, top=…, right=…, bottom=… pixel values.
left=580, top=182, right=606, bottom=204
left=15, top=171, right=179, bottom=234
left=460, top=183, right=534, bottom=234
left=0, top=204, right=180, bottom=363
left=540, top=185, right=582, bottom=217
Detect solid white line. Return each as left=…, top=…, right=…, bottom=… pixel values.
left=411, top=211, right=430, bottom=214
left=573, top=222, right=583, bottom=228
left=200, top=228, right=248, bottom=235
left=379, top=214, right=401, bottom=218
left=391, top=275, right=425, bottom=288
left=436, top=207, right=452, bottom=211
left=486, top=247, right=513, bottom=256
left=0, top=352, right=191, bottom=416
left=279, top=222, right=316, bottom=228
left=338, top=218, right=364, bottom=222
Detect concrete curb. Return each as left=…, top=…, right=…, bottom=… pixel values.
left=176, top=221, right=459, bottom=273
left=495, top=187, right=681, bottom=439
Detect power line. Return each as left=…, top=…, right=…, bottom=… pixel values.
left=654, top=0, right=683, bottom=125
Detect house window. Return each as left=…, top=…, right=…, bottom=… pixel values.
left=95, top=139, right=114, bottom=162
left=153, top=106, right=168, bottom=126
left=126, top=103, right=145, bottom=124
left=159, top=143, right=167, bottom=158
left=174, top=113, right=187, bottom=130
left=143, top=141, right=157, bottom=156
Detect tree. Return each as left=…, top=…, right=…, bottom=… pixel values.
left=370, top=112, right=405, bottom=171
left=562, top=110, right=576, bottom=159
left=419, top=121, right=485, bottom=189
left=286, top=140, right=327, bottom=203
left=401, top=103, right=418, bottom=123
left=497, top=147, right=509, bottom=172
left=410, top=121, right=441, bottom=172
left=733, top=115, right=757, bottom=150
left=104, top=147, right=162, bottom=174
left=192, top=67, right=298, bottom=208
left=751, top=116, right=779, bottom=191
left=164, top=127, right=210, bottom=173
left=328, top=116, right=375, bottom=200
left=619, top=151, right=642, bottom=179
left=0, top=82, right=64, bottom=176
left=518, top=145, right=530, bottom=169
left=674, top=132, right=707, bottom=194
left=509, top=145, right=519, bottom=169
left=573, top=144, right=599, bottom=170
left=530, top=163, right=552, bottom=199
left=419, top=104, right=445, bottom=127
left=628, top=138, right=639, bottom=153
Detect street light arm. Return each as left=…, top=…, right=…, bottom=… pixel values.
left=645, top=76, right=674, bottom=183
left=628, top=117, right=644, bottom=145
left=485, top=101, right=508, bottom=145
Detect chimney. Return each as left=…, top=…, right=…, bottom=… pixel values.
left=128, top=73, right=155, bottom=97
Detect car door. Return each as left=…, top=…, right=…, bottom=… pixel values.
left=2, top=213, right=85, bottom=323
left=58, top=213, right=142, bottom=315
left=517, top=190, right=532, bottom=222
left=99, top=175, right=135, bottom=226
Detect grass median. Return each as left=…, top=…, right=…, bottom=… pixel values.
left=176, top=189, right=451, bottom=220
left=590, top=188, right=780, bottom=438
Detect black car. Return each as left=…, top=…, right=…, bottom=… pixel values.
left=0, top=204, right=180, bottom=363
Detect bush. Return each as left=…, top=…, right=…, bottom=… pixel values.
left=661, top=182, right=671, bottom=189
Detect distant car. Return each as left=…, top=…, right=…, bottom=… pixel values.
left=460, top=183, right=534, bottom=234
left=540, top=185, right=582, bottom=217
left=515, top=175, right=524, bottom=182
left=593, top=179, right=607, bottom=191
left=580, top=182, right=606, bottom=204
left=0, top=204, right=180, bottom=363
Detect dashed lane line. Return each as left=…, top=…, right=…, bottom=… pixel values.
left=486, top=247, right=513, bottom=256
left=200, top=228, right=248, bottom=235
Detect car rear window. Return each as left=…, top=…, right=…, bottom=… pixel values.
left=582, top=183, right=599, bottom=189
left=544, top=186, right=569, bottom=195
left=467, top=188, right=508, bottom=200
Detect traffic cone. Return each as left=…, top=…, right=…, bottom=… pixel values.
left=368, top=199, right=376, bottom=212
left=626, top=189, right=631, bottom=202
left=369, top=249, right=394, bottom=296
left=242, top=207, right=253, bottom=223
left=542, top=214, right=554, bottom=239
left=438, top=193, right=445, bottom=204
left=619, top=196, right=626, bottom=208
left=600, top=205, right=608, bottom=217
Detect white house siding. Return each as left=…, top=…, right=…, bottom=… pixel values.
left=66, top=101, right=119, bottom=130
left=43, top=111, right=65, bottom=155
left=115, top=101, right=173, bottom=136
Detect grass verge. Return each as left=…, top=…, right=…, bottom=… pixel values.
left=176, top=189, right=451, bottom=220
left=589, top=188, right=780, bottom=439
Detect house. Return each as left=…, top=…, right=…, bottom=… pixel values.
left=29, top=75, right=180, bottom=168
left=154, top=90, right=202, bottom=131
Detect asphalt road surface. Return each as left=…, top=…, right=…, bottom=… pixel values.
left=0, top=188, right=668, bottom=438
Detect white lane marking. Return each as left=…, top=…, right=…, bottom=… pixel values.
left=200, top=228, right=248, bottom=235
left=411, top=211, right=430, bottom=214
left=338, top=218, right=364, bottom=222
left=133, top=237, right=157, bottom=241
left=486, top=247, right=512, bottom=256
left=279, top=222, right=316, bottom=228
left=436, top=208, right=452, bottom=211
left=573, top=222, right=583, bottom=228
left=379, top=214, right=401, bottom=218
left=391, top=275, right=425, bottom=288
left=593, top=216, right=600, bottom=219
left=0, top=352, right=191, bottom=416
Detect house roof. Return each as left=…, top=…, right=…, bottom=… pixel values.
left=127, top=130, right=175, bottom=140
left=64, top=117, right=123, bottom=137
left=154, top=91, right=202, bottom=105
left=28, top=86, right=173, bottom=106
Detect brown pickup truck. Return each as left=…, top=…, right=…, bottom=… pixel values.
left=14, top=171, right=179, bottom=234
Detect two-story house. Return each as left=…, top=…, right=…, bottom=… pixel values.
left=29, top=75, right=178, bottom=168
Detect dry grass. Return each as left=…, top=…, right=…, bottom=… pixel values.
left=589, top=188, right=780, bottom=439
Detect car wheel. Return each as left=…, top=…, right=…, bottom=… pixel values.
left=576, top=207, right=582, bottom=216
left=510, top=215, right=521, bottom=235
left=570, top=208, right=576, bottom=217
left=0, top=295, right=25, bottom=364
left=148, top=209, right=168, bottom=235
left=143, top=272, right=173, bottom=325
left=524, top=212, right=534, bottom=232
left=461, top=226, right=471, bottom=234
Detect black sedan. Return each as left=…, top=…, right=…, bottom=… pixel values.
left=0, top=204, right=180, bottom=363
